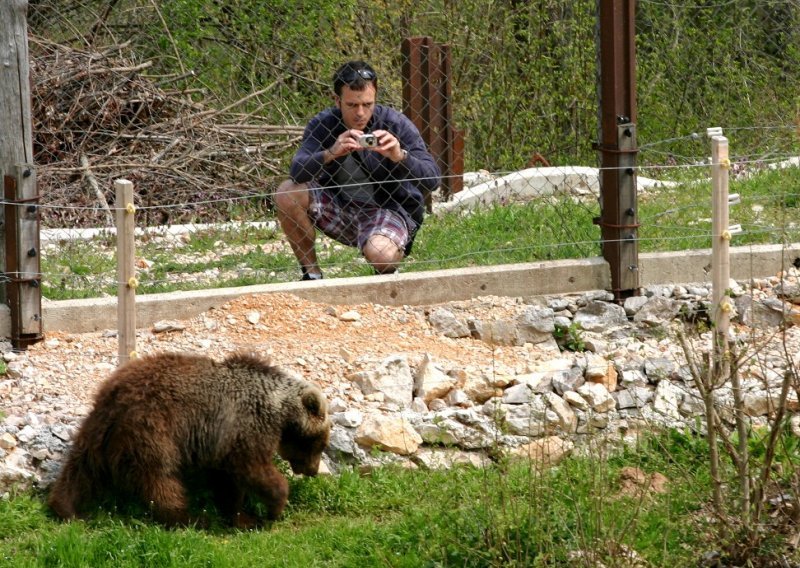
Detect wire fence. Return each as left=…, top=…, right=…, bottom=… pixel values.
left=31, top=152, right=800, bottom=301
left=9, top=5, right=800, bottom=558
left=18, top=0, right=800, bottom=299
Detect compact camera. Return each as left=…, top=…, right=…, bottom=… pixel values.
left=358, top=133, right=378, bottom=148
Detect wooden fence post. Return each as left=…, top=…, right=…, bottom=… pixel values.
left=1, top=0, right=42, bottom=347
left=711, top=131, right=752, bottom=517
left=115, top=179, right=137, bottom=365
left=710, top=134, right=731, bottom=379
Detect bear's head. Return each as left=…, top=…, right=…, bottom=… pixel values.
left=278, top=384, right=331, bottom=476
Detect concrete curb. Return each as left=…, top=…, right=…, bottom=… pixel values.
left=10, top=243, right=800, bottom=336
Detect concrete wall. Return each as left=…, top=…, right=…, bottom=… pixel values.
left=6, top=243, right=799, bottom=336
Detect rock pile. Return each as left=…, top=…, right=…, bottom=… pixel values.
left=2, top=271, right=800, bottom=494
left=324, top=277, right=800, bottom=472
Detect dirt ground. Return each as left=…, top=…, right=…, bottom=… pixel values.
left=24, top=292, right=540, bottom=412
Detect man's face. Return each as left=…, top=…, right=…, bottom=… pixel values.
left=336, top=84, right=376, bottom=131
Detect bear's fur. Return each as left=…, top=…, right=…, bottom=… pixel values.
left=47, top=351, right=331, bottom=528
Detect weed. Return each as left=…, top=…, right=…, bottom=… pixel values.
left=553, top=322, right=586, bottom=352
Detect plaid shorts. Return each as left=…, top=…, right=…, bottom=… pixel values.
left=308, top=184, right=412, bottom=253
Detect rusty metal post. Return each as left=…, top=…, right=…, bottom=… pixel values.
left=402, top=37, right=430, bottom=141
left=402, top=36, right=464, bottom=204
left=427, top=42, right=446, bottom=191
left=595, top=0, right=639, bottom=301
left=437, top=44, right=463, bottom=198
left=3, top=167, right=42, bottom=349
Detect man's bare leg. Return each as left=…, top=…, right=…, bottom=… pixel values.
left=274, top=180, right=323, bottom=278
left=363, top=234, right=403, bottom=274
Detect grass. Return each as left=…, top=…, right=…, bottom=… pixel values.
left=9, top=426, right=798, bottom=565
left=638, top=165, right=800, bottom=252
left=1, top=431, right=723, bottom=567
left=38, top=165, right=800, bottom=301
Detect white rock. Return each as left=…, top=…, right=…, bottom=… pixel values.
left=354, top=415, right=422, bottom=456
left=445, top=389, right=471, bottom=407
left=544, top=392, right=577, bottom=433
left=0, top=433, right=17, bottom=450
left=16, top=425, right=37, bottom=444
left=411, top=397, right=428, bottom=413
left=564, top=390, right=589, bottom=410
left=653, top=380, right=684, bottom=420
left=414, top=354, right=456, bottom=402
left=576, top=382, right=615, bottom=413
left=333, top=409, right=363, bottom=428
left=328, top=397, right=348, bottom=414
left=503, top=383, right=533, bottom=404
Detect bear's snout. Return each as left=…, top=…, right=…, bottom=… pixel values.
left=291, top=462, right=319, bottom=476
left=289, top=454, right=322, bottom=476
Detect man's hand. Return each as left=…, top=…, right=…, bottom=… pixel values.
left=326, top=129, right=363, bottom=161
left=370, top=129, right=405, bottom=162
left=325, top=129, right=404, bottom=163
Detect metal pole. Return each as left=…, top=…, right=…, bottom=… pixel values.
left=596, top=0, right=639, bottom=301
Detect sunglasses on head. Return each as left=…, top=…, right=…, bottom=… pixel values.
left=338, top=68, right=377, bottom=83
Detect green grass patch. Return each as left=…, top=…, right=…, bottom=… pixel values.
left=0, top=431, right=730, bottom=567
left=39, top=166, right=800, bottom=301
left=639, top=165, right=800, bottom=252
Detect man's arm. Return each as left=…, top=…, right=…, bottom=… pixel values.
left=289, top=115, right=330, bottom=184
left=386, top=111, right=441, bottom=194
left=394, top=134, right=441, bottom=195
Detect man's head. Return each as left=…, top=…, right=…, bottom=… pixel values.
left=333, top=61, right=378, bottom=97
left=333, top=61, right=378, bottom=131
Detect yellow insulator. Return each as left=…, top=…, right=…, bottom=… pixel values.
left=126, top=203, right=136, bottom=214
left=127, top=277, right=139, bottom=289
left=720, top=158, right=731, bottom=170
left=721, top=301, right=733, bottom=313
left=721, top=230, right=732, bottom=240
left=129, top=350, right=138, bottom=359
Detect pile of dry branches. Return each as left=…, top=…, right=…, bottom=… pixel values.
left=30, top=36, right=304, bottom=228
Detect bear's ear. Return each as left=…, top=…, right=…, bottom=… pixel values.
left=301, top=387, right=327, bottom=419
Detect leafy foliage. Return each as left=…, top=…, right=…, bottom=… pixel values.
left=27, top=0, right=800, bottom=175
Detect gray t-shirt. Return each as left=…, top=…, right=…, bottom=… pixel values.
left=334, top=154, right=376, bottom=205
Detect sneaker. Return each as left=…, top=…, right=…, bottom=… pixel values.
left=373, top=267, right=398, bottom=276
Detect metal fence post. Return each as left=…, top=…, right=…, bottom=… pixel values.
left=596, top=0, right=639, bottom=301
left=401, top=36, right=464, bottom=203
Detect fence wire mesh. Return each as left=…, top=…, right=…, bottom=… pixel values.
left=20, top=0, right=800, bottom=299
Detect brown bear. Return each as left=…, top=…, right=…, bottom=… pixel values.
left=47, top=351, right=331, bottom=528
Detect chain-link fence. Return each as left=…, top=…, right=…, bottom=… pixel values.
left=22, top=0, right=800, bottom=299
